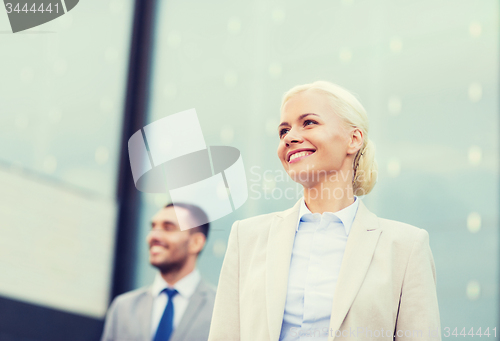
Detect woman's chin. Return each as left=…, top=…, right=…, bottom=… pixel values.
left=286, top=167, right=315, bottom=184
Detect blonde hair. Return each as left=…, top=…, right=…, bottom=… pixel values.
left=281, top=80, right=378, bottom=196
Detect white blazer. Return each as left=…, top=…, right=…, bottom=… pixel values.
left=208, top=198, right=441, bottom=341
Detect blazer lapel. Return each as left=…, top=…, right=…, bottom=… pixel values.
left=266, top=198, right=302, bottom=341
left=328, top=199, right=381, bottom=336
left=141, top=288, right=154, bottom=339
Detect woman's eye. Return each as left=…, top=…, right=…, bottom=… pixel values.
left=304, top=120, right=317, bottom=126
left=279, top=128, right=289, bottom=138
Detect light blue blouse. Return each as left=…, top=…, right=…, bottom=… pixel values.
left=279, top=196, right=360, bottom=341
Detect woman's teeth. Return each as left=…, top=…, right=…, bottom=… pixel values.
left=289, top=151, right=313, bottom=162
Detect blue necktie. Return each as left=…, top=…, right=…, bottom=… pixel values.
left=154, top=288, right=178, bottom=341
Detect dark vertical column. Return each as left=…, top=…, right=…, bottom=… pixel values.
left=111, top=0, right=159, bottom=299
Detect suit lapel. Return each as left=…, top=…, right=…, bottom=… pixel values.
left=170, top=280, right=207, bottom=341
left=266, top=199, right=302, bottom=341
left=328, top=199, right=381, bottom=335
left=141, top=288, right=154, bottom=339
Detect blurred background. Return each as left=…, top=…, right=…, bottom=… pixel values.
left=0, top=0, right=498, bottom=340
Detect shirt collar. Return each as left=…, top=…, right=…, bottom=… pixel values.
left=296, top=196, right=360, bottom=235
left=151, top=268, right=201, bottom=299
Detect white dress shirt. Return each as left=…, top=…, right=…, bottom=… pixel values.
left=279, top=196, right=360, bottom=341
left=150, top=268, right=201, bottom=339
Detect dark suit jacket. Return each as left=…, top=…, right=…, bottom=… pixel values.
left=101, top=279, right=216, bottom=341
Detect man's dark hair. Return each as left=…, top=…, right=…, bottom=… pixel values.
left=165, top=202, right=210, bottom=239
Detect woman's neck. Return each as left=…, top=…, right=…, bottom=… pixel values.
left=302, top=171, right=356, bottom=213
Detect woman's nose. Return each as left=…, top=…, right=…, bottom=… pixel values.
left=284, top=128, right=303, bottom=146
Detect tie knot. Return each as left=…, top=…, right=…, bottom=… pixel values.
left=164, top=288, right=178, bottom=299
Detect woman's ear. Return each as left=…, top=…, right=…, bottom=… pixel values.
left=347, top=128, right=363, bottom=155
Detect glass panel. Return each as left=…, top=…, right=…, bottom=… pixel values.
left=0, top=0, right=134, bottom=318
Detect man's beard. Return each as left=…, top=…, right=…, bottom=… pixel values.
left=153, top=254, right=188, bottom=275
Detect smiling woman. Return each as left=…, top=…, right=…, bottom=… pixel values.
left=208, top=81, right=441, bottom=341
left=277, top=81, right=378, bottom=203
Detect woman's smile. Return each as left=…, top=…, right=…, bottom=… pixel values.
left=288, top=150, right=315, bottom=163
